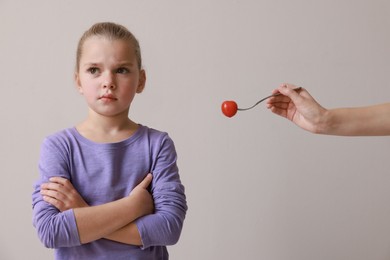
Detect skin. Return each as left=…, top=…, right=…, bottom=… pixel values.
left=40, top=36, right=153, bottom=245
left=267, top=83, right=390, bottom=136
left=75, top=36, right=146, bottom=143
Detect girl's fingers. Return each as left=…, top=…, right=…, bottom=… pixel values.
left=49, top=177, right=72, bottom=186
left=40, top=177, right=87, bottom=211
left=41, top=182, right=62, bottom=191
left=138, top=173, right=153, bottom=189
left=40, top=189, right=66, bottom=201
left=40, top=179, right=72, bottom=203
left=41, top=177, right=73, bottom=193
left=42, top=195, right=66, bottom=211
left=43, top=195, right=57, bottom=205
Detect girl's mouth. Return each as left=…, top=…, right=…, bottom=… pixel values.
left=100, top=94, right=117, bottom=102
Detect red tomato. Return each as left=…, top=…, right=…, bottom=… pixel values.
left=221, top=101, right=238, bottom=117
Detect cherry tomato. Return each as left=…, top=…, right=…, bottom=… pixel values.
left=221, top=101, right=238, bottom=117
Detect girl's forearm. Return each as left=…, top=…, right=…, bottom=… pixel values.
left=74, top=196, right=143, bottom=244
left=104, top=222, right=143, bottom=245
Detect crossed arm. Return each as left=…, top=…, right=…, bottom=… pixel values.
left=39, top=174, right=154, bottom=245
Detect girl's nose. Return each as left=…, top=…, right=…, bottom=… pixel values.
left=103, top=83, right=116, bottom=89
left=102, top=73, right=116, bottom=89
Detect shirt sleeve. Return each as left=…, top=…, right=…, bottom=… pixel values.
left=135, top=134, right=188, bottom=248
left=32, top=137, right=81, bottom=248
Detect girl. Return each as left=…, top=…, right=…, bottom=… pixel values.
left=32, top=22, right=187, bottom=259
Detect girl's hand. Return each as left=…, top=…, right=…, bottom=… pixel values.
left=129, top=173, right=154, bottom=217
left=40, top=177, right=89, bottom=212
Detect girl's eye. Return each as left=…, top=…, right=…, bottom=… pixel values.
left=87, top=67, right=99, bottom=74
left=117, top=67, right=129, bottom=74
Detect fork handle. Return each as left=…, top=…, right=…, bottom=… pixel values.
left=237, top=87, right=302, bottom=111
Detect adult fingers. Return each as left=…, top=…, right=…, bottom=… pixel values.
left=267, top=101, right=290, bottom=110
left=267, top=94, right=293, bottom=105
left=277, top=83, right=304, bottom=103
left=269, top=106, right=288, bottom=118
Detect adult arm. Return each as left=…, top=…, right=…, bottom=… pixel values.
left=266, top=83, right=390, bottom=136
left=318, top=104, right=390, bottom=136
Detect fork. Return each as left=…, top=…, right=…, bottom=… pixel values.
left=237, top=87, right=302, bottom=111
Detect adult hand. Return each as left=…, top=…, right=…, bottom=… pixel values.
left=267, top=83, right=328, bottom=133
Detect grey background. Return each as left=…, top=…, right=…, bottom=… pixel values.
left=1, top=0, right=390, bottom=259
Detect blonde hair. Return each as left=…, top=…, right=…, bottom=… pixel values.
left=75, top=22, right=142, bottom=71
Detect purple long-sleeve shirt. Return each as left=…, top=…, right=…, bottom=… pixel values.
left=32, top=125, right=187, bottom=260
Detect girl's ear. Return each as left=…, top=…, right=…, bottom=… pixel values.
left=136, top=69, right=146, bottom=93
left=75, top=73, right=83, bottom=94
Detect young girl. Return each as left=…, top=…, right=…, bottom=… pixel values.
left=32, top=22, right=187, bottom=259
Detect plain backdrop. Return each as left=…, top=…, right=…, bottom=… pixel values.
left=1, top=0, right=390, bottom=259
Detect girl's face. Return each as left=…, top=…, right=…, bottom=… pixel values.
left=75, top=37, right=145, bottom=118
